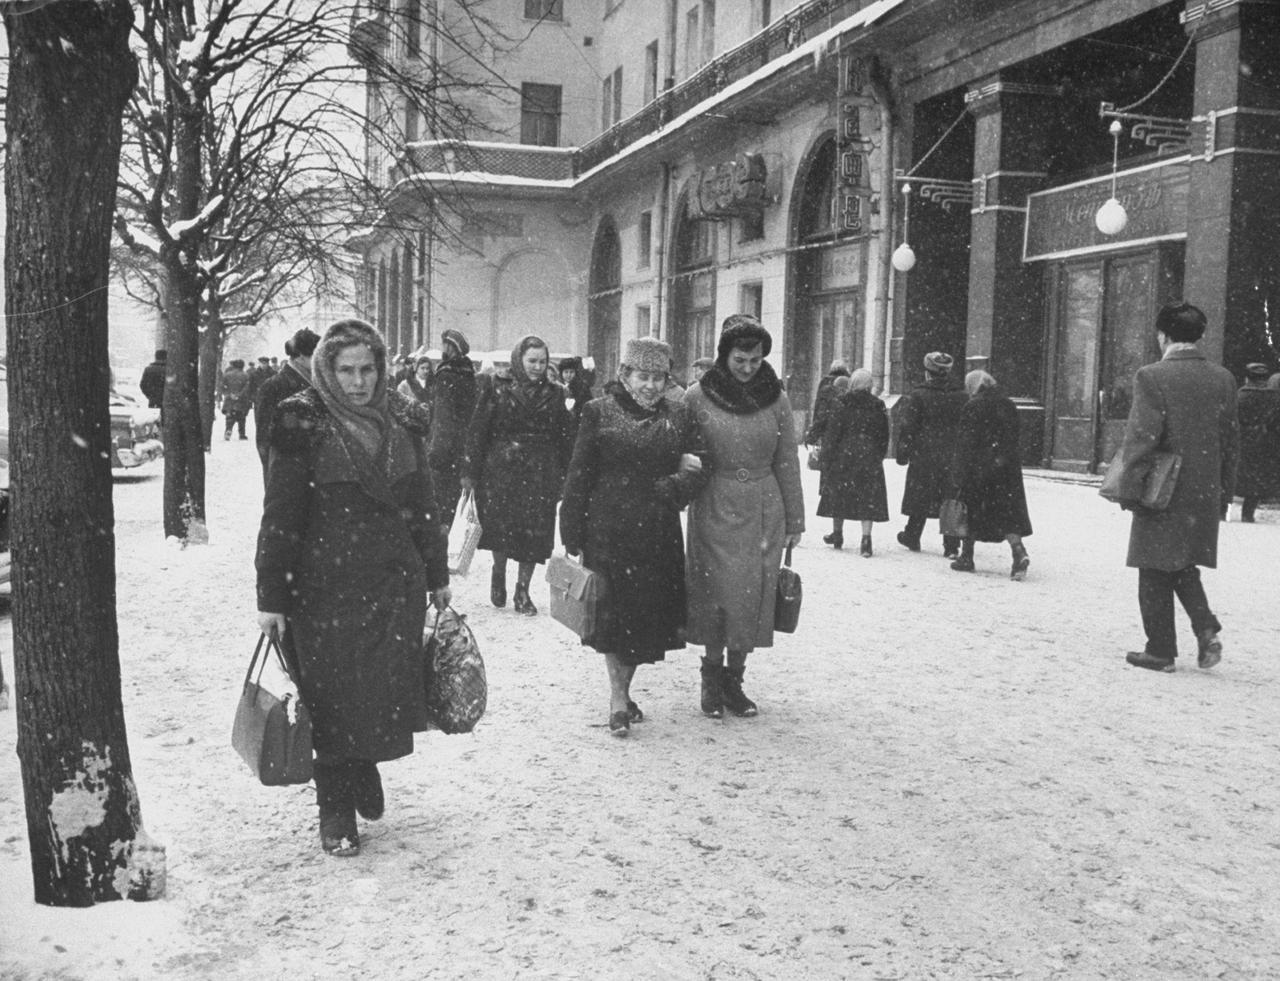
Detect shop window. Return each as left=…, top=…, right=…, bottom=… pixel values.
left=520, top=83, right=561, bottom=146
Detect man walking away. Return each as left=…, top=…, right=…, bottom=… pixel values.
left=895, top=351, right=967, bottom=556
left=255, top=328, right=320, bottom=485
left=140, top=349, right=167, bottom=409
left=1112, top=302, right=1238, bottom=673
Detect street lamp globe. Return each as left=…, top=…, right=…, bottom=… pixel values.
left=891, top=242, right=916, bottom=273
left=1095, top=196, right=1128, bottom=236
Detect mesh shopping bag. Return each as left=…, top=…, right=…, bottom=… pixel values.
left=423, top=606, right=487, bottom=734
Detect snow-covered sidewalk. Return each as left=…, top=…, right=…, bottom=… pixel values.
left=2, top=438, right=1277, bottom=980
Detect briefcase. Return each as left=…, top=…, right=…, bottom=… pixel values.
left=1099, top=449, right=1182, bottom=511
left=545, top=553, right=609, bottom=644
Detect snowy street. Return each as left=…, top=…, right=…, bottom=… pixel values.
left=1, top=433, right=1278, bottom=980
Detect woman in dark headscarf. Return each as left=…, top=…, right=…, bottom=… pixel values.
left=817, top=368, right=889, bottom=556
left=684, top=314, right=805, bottom=720
left=256, top=319, right=451, bottom=858
left=428, top=328, right=478, bottom=526
left=464, top=334, right=574, bottom=614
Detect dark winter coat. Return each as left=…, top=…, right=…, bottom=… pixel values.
left=256, top=388, right=448, bottom=762
left=559, top=384, right=706, bottom=662
left=685, top=363, right=805, bottom=652
left=951, top=387, right=1032, bottom=541
left=428, top=354, right=478, bottom=523
left=817, top=388, right=889, bottom=521
left=804, top=369, right=850, bottom=444
left=220, top=367, right=251, bottom=415
left=466, top=371, right=573, bottom=563
left=1117, top=348, right=1238, bottom=571
left=1235, top=384, right=1280, bottom=499
left=896, top=377, right=967, bottom=517
left=563, top=375, right=594, bottom=436
left=140, top=360, right=166, bottom=408
left=254, top=362, right=310, bottom=471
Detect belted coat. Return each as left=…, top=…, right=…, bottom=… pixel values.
left=684, top=366, right=805, bottom=652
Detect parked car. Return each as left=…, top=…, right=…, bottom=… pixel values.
left=107, top=384, right=163, bottom=469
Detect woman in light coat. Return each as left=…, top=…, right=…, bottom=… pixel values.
left=684, top=315, right=804, bottom=719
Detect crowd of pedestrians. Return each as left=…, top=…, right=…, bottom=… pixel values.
left=231, top=295, right=1271, bottom=858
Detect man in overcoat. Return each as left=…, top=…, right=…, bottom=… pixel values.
left=1114, top=302, right=1238, bottom=672
left=895, top=351, right=967, bottom=556
left=255, top=328, right=320, bottom=485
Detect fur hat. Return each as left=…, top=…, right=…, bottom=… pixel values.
left=621, top=336, right=672, bottom=374
left=441, top=328, right=470, bottom=357
left=558, top=356, right=583, bottom=373
left=1245, top=362, right=1270, bottom=381
left=923, top=351, right=954, bottom=375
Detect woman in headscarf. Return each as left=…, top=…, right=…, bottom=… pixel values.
left=428, top=328, right=478, bottom=526
left=256, top=319, right=451, bottom=858
left=560, top=337, right=706, bottom=736
left=684, top=315, right=805, bottom=720
left=816, top=368, right=889, bottom=556
left=396, top=354, right=434, bottom=409
left=464, top=334, right=574, bottom=614
left=949, top=369, right=1032, bottom=579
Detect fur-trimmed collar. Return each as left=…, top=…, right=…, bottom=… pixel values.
left=698, top=360, right=783, bottom=415
left=388, top=388, right=431, bottom=435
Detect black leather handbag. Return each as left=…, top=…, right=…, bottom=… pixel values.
left=774, top=546, right=802, bottom=634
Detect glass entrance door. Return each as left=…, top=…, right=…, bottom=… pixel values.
left=797, top=291, right=860, bottom=416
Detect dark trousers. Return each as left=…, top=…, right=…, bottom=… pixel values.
left=225, top=409, right=247, bottom=438
left=904, top=513, right=960, bottom=554
left=1138, top=566, right=1220, bottom=660
left=1241, top=495, right=1259, bottom=522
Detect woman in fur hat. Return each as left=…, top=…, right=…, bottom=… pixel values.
left=256, top=319, right=451, bottom=857
left=560, top=337, right=706, bottom=736
left=684, top=315, right=805, bottom=719
left=465, top=334, right=574, bottom=614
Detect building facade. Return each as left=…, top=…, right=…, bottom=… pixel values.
left=349, top=0, right=1280, bottom=468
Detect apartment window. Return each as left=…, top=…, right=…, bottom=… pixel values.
left=643, top=40, right=659, bottom=104
left=524, top=0, right=562, bottom=20
left=739, top=282, right=763, bottom=321
left=739, top=210, right=764, bottom=242
left=684, top=7, right=699, bottom=77
left=752, top=0, right=772, bottom=31
left=611, top=66, right=622, bottom=125
left=701, top=0, right=715, bottom=64
left=636, top=304, right=652, bottom=335
left=637, top=211, right=652, bottom=269
left=520, top=82, right=561, bottom=146
left=405, top=0, right=422, bottom=58
left=601, top=73, right=613, bottom=132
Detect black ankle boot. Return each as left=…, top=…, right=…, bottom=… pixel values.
left=722, top=665, right=758, bottom=717
left=348, top=760, right=384, bottom=821
left=490, top=566, right=507, bottom=608
left=951, top=539, right=975, bottom=573
left=859, top=535, right=872, bottom=557
left=822, top=530, right=843, bottom=549
left=315, top=762, right=359, bottom=857
left=700, top=657, right=724, bottom=719
left=513, top=583, right=537, bottom=615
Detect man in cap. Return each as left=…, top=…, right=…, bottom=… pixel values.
left=254, top=328, right=320, bottom=484
left=1110, top=302, right=1238, bottom=673
left=1235, top=361, right=1280, bottom=523
left=140, top=349, right=167, bottom=410
left=895, top=351, right=967, bottom=555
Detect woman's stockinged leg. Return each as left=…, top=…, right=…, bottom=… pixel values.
left=1007, top=533, right=1030, bottom=581
left=605, top=653, right=631, bottom=736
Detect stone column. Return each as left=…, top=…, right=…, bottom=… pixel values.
left=963, top=76, right=1058, bottom=399
left=1182, top=0, right=1280, bottom=368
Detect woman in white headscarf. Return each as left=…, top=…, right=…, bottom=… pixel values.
left=256, top=319, right=451, bottom=858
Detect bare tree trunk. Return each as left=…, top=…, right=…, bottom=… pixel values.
left=160, top=37, right=208, bottom=542
left=198, top=293, right=226, bottom=453
left=4, top=0, right=160, bottom=906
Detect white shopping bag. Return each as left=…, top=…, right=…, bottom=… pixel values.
left=447, top=490, right=482, bottom=576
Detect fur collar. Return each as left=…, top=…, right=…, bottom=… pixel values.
left=698, top=360, right=783, bottom=415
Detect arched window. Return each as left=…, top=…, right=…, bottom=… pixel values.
left=588, top=219, right=622, bottom=376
